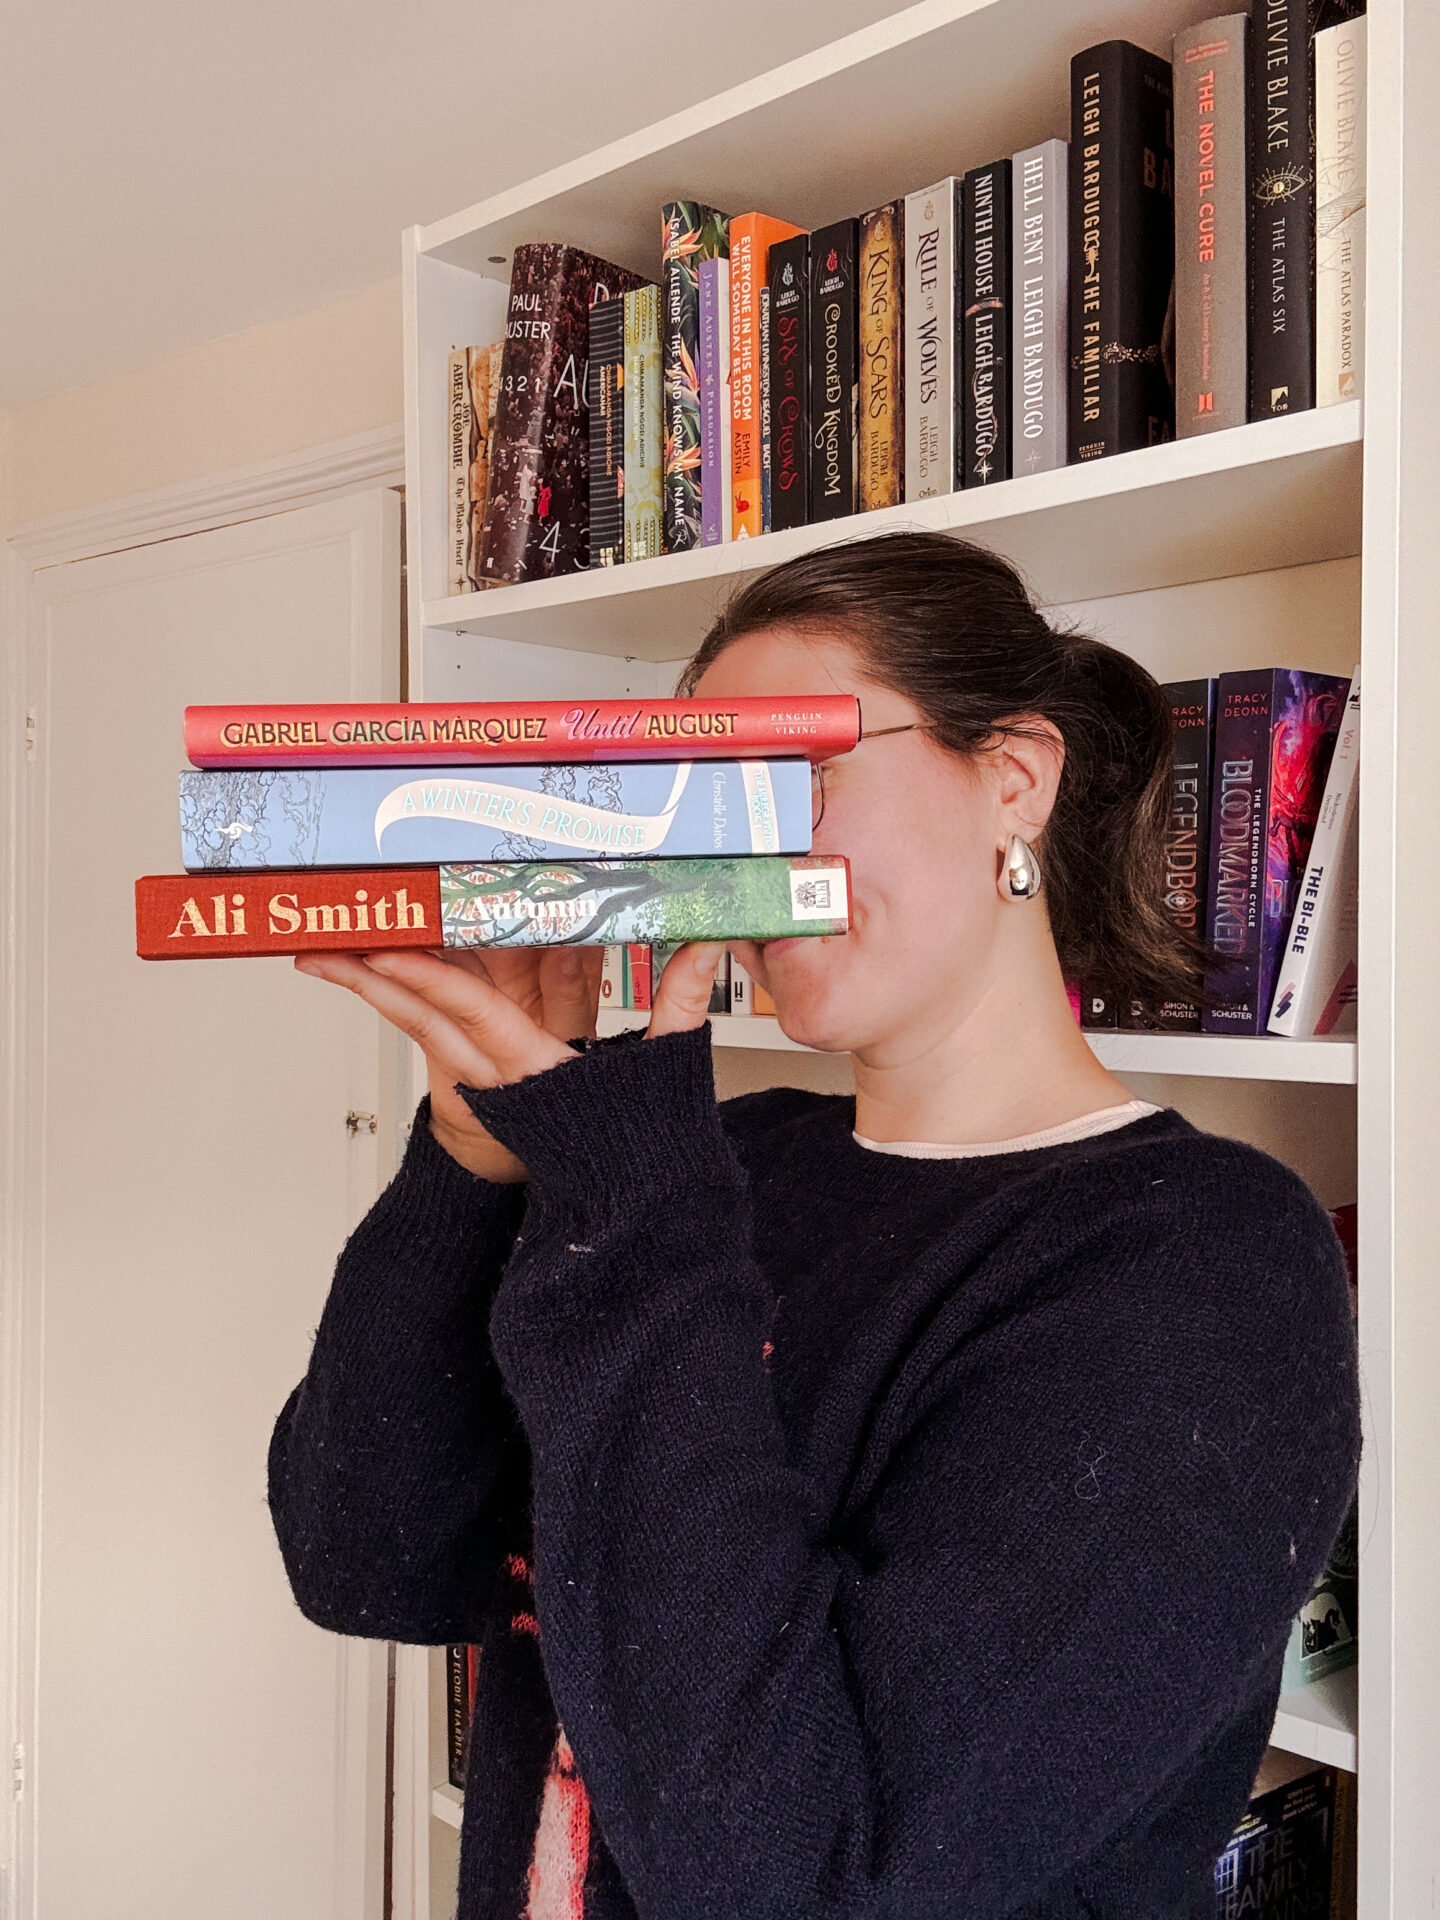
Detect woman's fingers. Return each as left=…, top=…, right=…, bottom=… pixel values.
left=537, top=945, right=604, bottom=1042
left=647, top=942, right=725, bottom=1040
left=363, top=947, right=575, bottom=1081
left=293, top=951, right=499, bottom=1086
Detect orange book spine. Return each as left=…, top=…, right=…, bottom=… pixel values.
left=729, top=213, right=804, bottom=539
left=136, top=869, right=443, bottom=959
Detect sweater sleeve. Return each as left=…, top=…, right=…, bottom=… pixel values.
left=464, top=1025, right=1362, bottom=1920
left=267, top=1094, right=528, bottom=1644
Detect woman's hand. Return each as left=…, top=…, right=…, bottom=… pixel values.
left=293, top=942, right=725, bottom=1181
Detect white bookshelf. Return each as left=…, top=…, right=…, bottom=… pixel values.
left=397, top=4, right=1440, bottom=1916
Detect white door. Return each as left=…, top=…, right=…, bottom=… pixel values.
left=9, top=489, right=403, bottom=1920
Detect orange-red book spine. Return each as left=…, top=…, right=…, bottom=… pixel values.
left=728, top=214, right=804, bottom=540
left=184, top=695, right=860, bottom=768
left=136, top=869, right=443, bottom=959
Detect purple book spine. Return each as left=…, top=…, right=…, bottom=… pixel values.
left=700, top=257, right=725, bottom=547
left=1203, top=669, right=1348, bottom=1031
left=1203, top=672, right=1274, bottom=1032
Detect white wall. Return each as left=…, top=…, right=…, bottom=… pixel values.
left=0, top=277, right=402, bottom=528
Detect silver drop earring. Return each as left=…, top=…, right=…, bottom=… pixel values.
left=1000, top=833, right=1042, bottom=901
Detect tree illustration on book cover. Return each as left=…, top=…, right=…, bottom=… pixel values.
left=439, top=858, right=848, bottom=946
left=661, top=201, right=729, bottom=553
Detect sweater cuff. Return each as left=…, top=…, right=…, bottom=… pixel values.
left=368, top=1093, right=525, bottom=1260
left=455, top=1021, right=736, bottom=1210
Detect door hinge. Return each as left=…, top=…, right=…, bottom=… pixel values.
left=345, top=1111, right=377, bottom=1137
left=23, top=711, right=37, bottom=760
left=11, top=1738, right=24, bottom=1799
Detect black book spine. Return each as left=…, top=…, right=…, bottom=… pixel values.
left=768, top=234, right=811, bottom=530
left=1248, top=0, right=1316, bottom=416
left=587, top=296, right=626, bottom=566
left=1121, top=677, right=1217, bottom=1029
left=446, top=1644, right=470, bottom=1789
left=808, top=220, right=859, bottom=521
left=962, top=159, right=1013, bottom=485
left=1069, top=40, right=1176, bottom=461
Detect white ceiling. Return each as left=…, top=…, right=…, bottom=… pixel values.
left=0, top=0, right=918, bottom=407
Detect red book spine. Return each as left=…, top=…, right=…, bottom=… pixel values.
left=183, top=696, right=861, bottom=768
left=136, top=869, right=443, bottom=959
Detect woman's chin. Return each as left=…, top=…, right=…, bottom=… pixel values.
left=761, top=938, right=866, bottom=1053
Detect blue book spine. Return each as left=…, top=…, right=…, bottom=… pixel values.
left=180, top=760, right=812, bottom=870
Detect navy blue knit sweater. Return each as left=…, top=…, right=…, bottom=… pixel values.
left=267, top=1022, right=1361, bottom=1920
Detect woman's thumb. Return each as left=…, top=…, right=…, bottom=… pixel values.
left=646, top=942, right=725, bottom=1039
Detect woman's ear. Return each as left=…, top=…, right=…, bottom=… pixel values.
left=989, top=718, right=1066, bottom=837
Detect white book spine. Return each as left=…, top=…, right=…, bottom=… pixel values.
left=1316, top=17, right=1367, bottom=407
left=904, top=178, right=957, bottom=500
left=728, top=955, right=754, bottom=1016
left=1268, top=666, right=1361, bottom=1035
left=1010, top=139, right=1069, bottom=476
left=447, top=348, right=470, bottom=594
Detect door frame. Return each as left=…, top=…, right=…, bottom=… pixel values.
left=0, top=423, right=405, bottom=1920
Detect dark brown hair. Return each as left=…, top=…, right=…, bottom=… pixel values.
left=677, top=530, right=1217, bottom=1013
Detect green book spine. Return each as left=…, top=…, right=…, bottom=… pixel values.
left=439, top=856, right=849, bottom=947
left=624, top=286, right=663, bottom=560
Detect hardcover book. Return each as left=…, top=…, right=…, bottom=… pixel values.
left=699, top=257, right=732, bottom=546
left=1315, top=16, right=1367, bottom=407
left=479, top=244, right=644, bottom=586
left=1214, top=1765, right=1355, bottom=1918
left=858, top=200, right=905, bottom=511
left=184, top=695, right=861, bottom=768
left=903, top=178, right=959, bottom=500
left=1268, top=666, right=1359, bottom=1036
left=1173, top=15, right=1249, bottom=436
left=464, top=344, right=502, bottom=588
left=178, top=760, right=814, bottom=870
left=808, top=219, right=859, bottom=521
left=1068, top=42, right=1177, bottom=461
left=623, top=285, right=664, bottom=560
left=1122, top=677, right=1216, bottom=1031
left=961, top=160, right=1013, bottom=486
left=1246, top=0, right=1317, bottom=419
left=137, top=856, right=851, bottom=957
left=1010, top=139, right=1069, bottom=475
left=1202, top=668, right=1349, bottom=1033
left=587, top=297, right=627, bottom=567
left=728, top=214, right=804, bottom=539
left=766, top=234, right=810, bottom=530
left=661, top=201, right=729, bottom=553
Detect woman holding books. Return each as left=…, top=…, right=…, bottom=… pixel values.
left=270, top=531, right=1360, bottom=1920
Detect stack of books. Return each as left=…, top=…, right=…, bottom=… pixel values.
left=1082, top=663, right=1361, bottom=1039
left=133, top=696, right=859, bottom=963
left=445, top=10, right=1368, bottom=593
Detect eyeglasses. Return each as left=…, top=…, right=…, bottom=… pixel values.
left=810, top=722, right=935, bottom=830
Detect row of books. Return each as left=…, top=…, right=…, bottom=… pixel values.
left=447, top=5, right=1368, bottom=593
left=600, top=944, right=774, bottom=1018
left=135, top=695, right=860, bottom=960
left=1083, top=664, right=1361, bottom=1038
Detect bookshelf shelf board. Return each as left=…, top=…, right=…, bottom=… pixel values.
left=1270, top=1668, right=1358, bottom=1775
left=420, top=405, right=1361, bottom=660
left=595, top=1011, right=1357, bottom=1082
left=432, top=1783, right=464, bottom=1830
